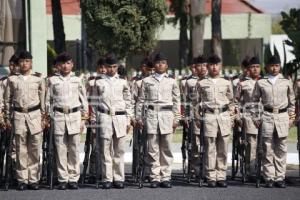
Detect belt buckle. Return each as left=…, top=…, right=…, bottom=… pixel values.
left=273, top=108, right=279, bottom=114
left=22, top=107, right=28, bottom=113
left=214, top=108, right=219, bottom=114
left=63, top=106, right=70, bottom=114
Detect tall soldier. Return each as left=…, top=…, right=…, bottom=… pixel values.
left=4, top=51, right=46, bottom=190
left=85, top=57, right=107, bottom=181
left=252, top=56, right=295, bottom=188
left=46, top=52, right=88, bottom=190
left=183, top=55, right=207, bottom=177
left=194, top=55, right=235, bottom=188
left=136, top=53, right=181, bottom=188
left=94, top=53, right=133, bottom=189
left=235, top=56, right=261, bottom=180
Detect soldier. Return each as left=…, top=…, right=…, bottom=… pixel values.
left=131, top=58, right=154, bottom=178
left=183, top=55, right=207, bottom=177
left=235, top=56, right=261, bottom=180
left=136, top=53, right=181, bottom=188
left=94, top=53, right=133, bottom=189
left=232, top=58, right=250, bottom=95
left=252, top=56, right=295, bottom=188
left=194, top=55, right=235, bottom=188
left=4, top=51, right=46, bottom=190
left=85, top=57, right=106, bottom=182
left=46, top=52, right=88, bottom=190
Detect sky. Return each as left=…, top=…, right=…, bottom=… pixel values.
left=248, top=0, right=300, bottom=15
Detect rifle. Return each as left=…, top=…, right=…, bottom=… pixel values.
left=4, top=123, right=14, bottom=191
left=132, top=126, right=140, bottom=182
left=297, top=100, right=300, bottom=180
left=80, top=124, right=93, bottom=184
left=181, top=121, right=188, bottom=178
left=186, top=105, right=194, bottom=183
left=95, top=114, right=101, bottom=189
left=0, top=127, right=6, bottom=185
left=239, top=119, right=247, bottom=183
left=231, top=123, right=240, bottom=180
left=198, top=109, right=205, bottom=187
left=136, top=120, right=148, bottom=188
left=46, top=119, right=55, bottom=190
left=255, top=125, right=263, bottom=188
left=40, top=126, right=49, bottom=184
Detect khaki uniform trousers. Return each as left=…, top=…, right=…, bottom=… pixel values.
left=245, top=134, right=257, bottom=176
left=205, top=130, right=229, bottom=181
left=54, top=132, right=80, bottom=183
left=15, top=131, right=42, bottom=184
left=148, top=129, right=173, bottom=182
left=262, top=130, right=287, bottom=182
left=100, top=129, right=126, bottom=182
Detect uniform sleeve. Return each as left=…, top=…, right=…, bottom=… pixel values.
left=226, top=81, right=235, bottom=112
left=136, top=80, right=146, bottom=121
left=79, top=80, right=89, bottom=116
left=45, top=78, right=52, bottom=115
left=123, top=80, right=133, bottom=124
left=193, top=81, right=201, bottom=120
left=172, top=79, right=181, bottom=123
left=39, top=78, right=46, bottom=114
left=287, top=80, right=296, bottom=115
left=4, top=78, right=13, bottom=119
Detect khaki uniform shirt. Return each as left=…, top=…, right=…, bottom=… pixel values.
left=46, top=73, right=88, bottom=135
left=235, top=76, right=260, bottom=135
left=136, top=73, right=181, bottom=135
left=194, top=76, right=234, bottom=137
left=5, top=73, right=46, bottom=135
left=95, top=74, right=133, bottom=139
left=252, top=74, right=295, bottom=138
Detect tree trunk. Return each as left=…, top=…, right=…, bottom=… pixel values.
left=51, top=0, right=66, bottom=54
left=179, top=0, right=189, bottom=72
left=190, top=0, right=206, bottom=58
left=211, top=0, right=222, bottom=59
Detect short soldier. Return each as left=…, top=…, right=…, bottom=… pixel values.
left=194, top=55, right=234, bottom=188
left=46, top=52, right=88, bottom=190
left=136, top=53, right=180, bottom=188
left=232, top=58, right=250, bottom=95
left=94, top=53, right=133, bottom=189
left=86, top=57, right=107, bottom=180
left=183, top=55, right=207, bottom=176
left=235, top=56, right=261, bottom=179
left=4, top=51, right=46, bottom=190
left=252, top=56, right=295, bottom=188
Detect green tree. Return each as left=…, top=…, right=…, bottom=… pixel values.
left=280, top=8, right=300, bottom=81
left=81, top=0, right=167, bottom=59
left=51, top=0, right=66, bottom=54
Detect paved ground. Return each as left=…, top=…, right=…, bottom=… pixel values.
left=0, top=135, right=299, bottom=200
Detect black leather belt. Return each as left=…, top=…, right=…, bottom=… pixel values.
left=97, top=108, right=126, bottom=115
left=204, top=105, right=229, bottom=114
left=13, top=104, right=40, bottom=113
left=148, top=105, right=173, bottom=111
left=54, top=106, right=81, bottom=114
left=263, top=106, right=287, bottom=114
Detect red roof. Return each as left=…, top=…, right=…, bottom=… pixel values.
left=46, top=0, right=263, bottom=15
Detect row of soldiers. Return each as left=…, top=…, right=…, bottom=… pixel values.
left=0, top=49, right=298, bottom=191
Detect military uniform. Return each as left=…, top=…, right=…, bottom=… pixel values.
left=94, top=73, right=133, bottom=185
left=46, top=72, right=88, bottom=185
left=4, top=72, right=46, bottom=186
left=194, top=76, right=234, bottom=184
left=183, top=75, right=200, bottom=174
left=136, top=73, right=181, bottom=184
left=235, top=76, right=260, bottom=176
left=252, top=73, right=295, bottom=183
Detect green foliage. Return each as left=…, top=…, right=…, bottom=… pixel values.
left=280, top=8, right=300, bottom=78
left=81, top=0, right=167, bottom=59
left=47, top=43, right=57, bottom=73
left=272, top=17, right=285, bottom=34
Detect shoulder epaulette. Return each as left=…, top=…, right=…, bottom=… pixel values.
left=33, top=72, right=42, bottom=77
left=0, top=76, right=8, bottom=81
left=95, top=76, right=102, bottom=80
left=168, top=74, right=175, bottom=79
